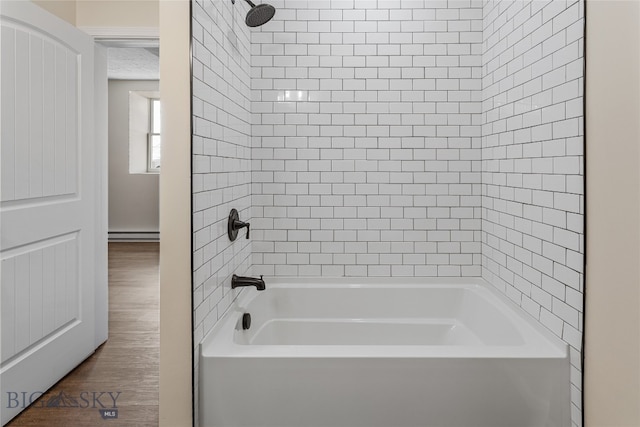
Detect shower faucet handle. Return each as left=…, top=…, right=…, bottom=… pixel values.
left=233, top=219, right=250, bottom=239
left=228, top=209, right=250, bottom=241
left=242, top=222, right=250, bottom=239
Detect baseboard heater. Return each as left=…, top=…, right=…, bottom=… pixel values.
left=108, top=231, right=160, bottom=242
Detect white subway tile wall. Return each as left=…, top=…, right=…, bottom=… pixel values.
left=191, top=0, right=584, bottom=425
left=192, top=0, right=253, bottom=422
left=481, top=0, right=584, bottom=425
left=251, top=0, right=484, bottom=278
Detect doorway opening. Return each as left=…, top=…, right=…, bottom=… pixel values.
left=100, top=38, right=161, bottom=243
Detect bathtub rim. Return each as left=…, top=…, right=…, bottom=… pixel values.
left=200, top=277, right=568, bottom=360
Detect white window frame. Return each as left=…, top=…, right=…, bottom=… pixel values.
left=147, top=98, right=161, bottom=172
left=128, top=90, right=159, bottom=175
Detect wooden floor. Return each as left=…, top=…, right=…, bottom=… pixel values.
left=8, top=243, right=160, bottom=427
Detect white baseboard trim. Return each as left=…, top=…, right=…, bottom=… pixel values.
left=108, top=231, right=160, bottom=242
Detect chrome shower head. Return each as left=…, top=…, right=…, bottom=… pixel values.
left=231, top=0, right=275, bottom=27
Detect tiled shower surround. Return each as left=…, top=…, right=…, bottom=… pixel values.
left=191, top=0, right=252, bottom=421
left=482, top=0, right=584, bottom=423
left=251, top=0, right=484, bottom=277
left=191, top=0, right=584, bottom=425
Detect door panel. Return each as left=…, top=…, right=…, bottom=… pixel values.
left=1, top=20, right=79, bottom=204
left=1, top=2, right=98, bottom=424
left=0, top=25, right=16, bottom=201
left=1, top=234, right=79, bottom=360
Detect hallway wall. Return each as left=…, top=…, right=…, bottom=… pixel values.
left=108, top=80, right=160, bottom=236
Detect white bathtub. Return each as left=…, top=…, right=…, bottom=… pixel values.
left=200, top=278, right=570, bottom=427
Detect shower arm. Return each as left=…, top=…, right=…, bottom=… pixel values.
left=232, top=0, right=257, bottom=7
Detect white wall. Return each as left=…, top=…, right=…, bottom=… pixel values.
left=251, top=0, right=483, bottom=277
left=585, top=0, right=640, bottom=425
left=159, top=0, right=192, bottom=425
left=32, top=0, right=76, bottom=24
left=76, top=0, right=158, bottom=28
left=108, top=80, right=160, bottom=234
left=481, top=1, right=584, bottom=425
left=31, top=0, right=159, bottom=28
left=191, top=0, right=253, bottom=423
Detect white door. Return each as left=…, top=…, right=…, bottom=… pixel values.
left=1, top=2, right=98, bottom=424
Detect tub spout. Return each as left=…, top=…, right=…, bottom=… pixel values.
left=231, top=274, right=266, bottom=291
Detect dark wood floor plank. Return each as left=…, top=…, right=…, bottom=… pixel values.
left=7, top=242, right=160, bottom=427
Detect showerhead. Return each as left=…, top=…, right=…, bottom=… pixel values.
left=231, top=0, right=276, bottom=27
left=245, top=3, right=276, bottom=27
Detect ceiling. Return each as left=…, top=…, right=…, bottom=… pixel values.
left=107, top=47, right=159, bottom=80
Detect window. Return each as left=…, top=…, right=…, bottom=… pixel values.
left=148, top=99, right=161, bottom=171
left=129, top=90, right=160, bottom=174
